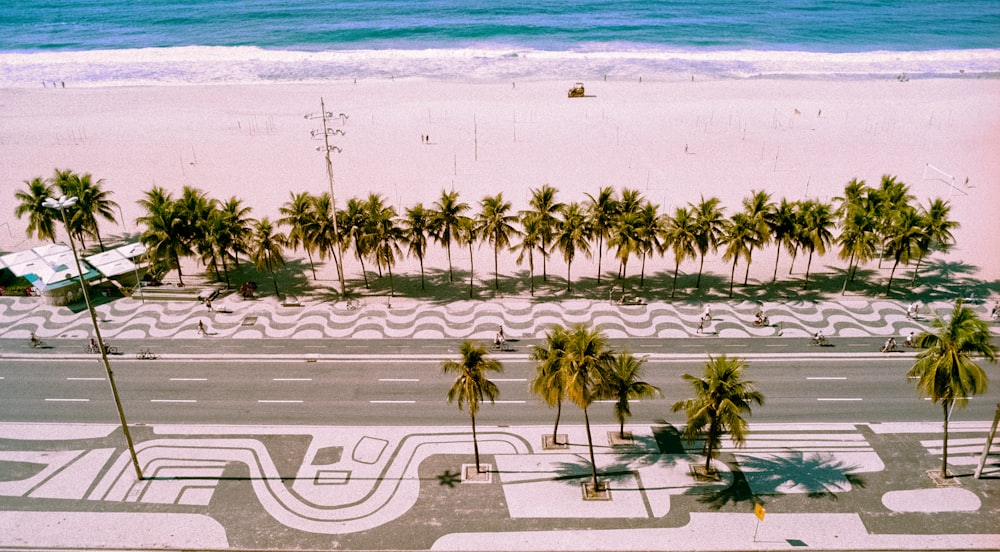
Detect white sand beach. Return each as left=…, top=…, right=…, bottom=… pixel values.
left=2, top=77, right=998, bottom=293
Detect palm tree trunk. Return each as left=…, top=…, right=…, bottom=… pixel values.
left=174, top=251, right=185, bottom=286
left=418, top=254, right=426, bottom=290
left=387, top=261, right=395, bottom=298
left=772, top=245, right=782, bottom=282
left=566, top=260, right=573, bottom=292
left=595, top=235, right=604, bottom=285
left=468, top=241, right=475, bottom=298
left=471, top=412, right=482, bottom=473
left=911, top=252, right=925, bottom=286
left=841, top=252, right=855, bottom=295
left=705, top=417, right=720, bottom=473
left=803, top=249, right=814, bottom=289
left=446, top=241, right=454, bottom=282
left=355, top=243, right=370, bottom=289
left=639, top=253, right=646, bottom=288
left=583, top=406, right=599, bottom=490
left=671, top=261, right=680, bottom=298
left=886, top=258, right=900, bottom=296
left=267, top=255, right=279, bottom=297
left=620, top=259, right=628, bottom=294
left=552, top=399, right=562, bottom=444
left=729, top=258, right=738, bottom=297
left=306, top=247, right=317, bottom=280
left=789, top=246, right=798, bottom=275
left=744, top=246, right=753, bottom=285
left=220, top=254, right=231, bottom=288
left=696, top=254, right=706, bottom=289
left=541, top=237, right=548, bottom=282
left=528, top=251, right=535, bottom=296
left=494, top=243, right=499, bottom=290
left=942, top=400, right=950, bottom=478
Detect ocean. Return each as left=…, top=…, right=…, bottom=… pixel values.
left=1, top=0, right=998, bottom=86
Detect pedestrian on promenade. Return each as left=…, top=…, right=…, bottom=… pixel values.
left=205, top=297, right=213, bottom=311
left=696, top=317, right=705, bottom=334
left=198, top=320, right=207, bottom=336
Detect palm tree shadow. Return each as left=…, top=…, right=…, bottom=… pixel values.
left=692, top=459, right=756, bottom=510
left=733, top=452, right=866, bottom=500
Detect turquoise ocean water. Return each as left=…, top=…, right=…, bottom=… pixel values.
left=1, top=0, right=998, bottom=85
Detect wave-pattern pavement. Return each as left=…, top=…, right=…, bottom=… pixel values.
left=0, top=296, right=973, bottom=341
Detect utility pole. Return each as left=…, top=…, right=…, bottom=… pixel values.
left=974, top=402, right=1000, bottom=479
left=306, top=98, right=348, bottom=297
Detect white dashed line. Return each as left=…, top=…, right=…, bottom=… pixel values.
left=370, top=400, right=415, bottom=404
left=45, top=398, right=89, bottom=402
left=258, top=400, right=304, bottom=403
left=807, top=377, right=847, bottom=380
left=273, top=378, right=312, bottom=382
left=151, top=399, right=197, bottom=403
left=170, top=378, right=207, bottom=381
left=817, top=398, right=863, bottom=401
left=379, top=378, right=419, bottom=382
left=66, top=377, right=104, bottom=381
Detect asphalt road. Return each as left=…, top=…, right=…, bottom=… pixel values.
left=2, top=343, right=997, bottom=426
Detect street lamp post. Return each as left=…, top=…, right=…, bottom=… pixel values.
left=306, top=98, right=348, bottom=297
left=44, top=195, right=144, bottom=481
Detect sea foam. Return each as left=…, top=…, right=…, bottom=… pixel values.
left=3, top=46, right=998, bottom=87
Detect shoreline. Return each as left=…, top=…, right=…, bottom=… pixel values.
left=2, top=76, right=998, bottom=297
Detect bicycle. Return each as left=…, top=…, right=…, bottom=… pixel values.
left=136, top=348, right=158, bottom=360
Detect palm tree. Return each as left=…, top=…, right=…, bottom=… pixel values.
left=874, top=174, right=915, bottom=266
left=528, top=184, right=563, bottom=282
left=60, top=171, right=119, bottom=251
left=443, top=341, right=503, bottom=474
left=366, top=199, right=405, bottom=297
left=476, top=193, right=519, bottom=291
left=609, top=211, right=641, bottom=292
left=218, top=196, right=254, bottom=270
left=837, top=206, right=880, bottom=294
left=342, top=197, right=372, bottom=288
left=883, top=205, right=922, bottom=296
left=740, top=190, right=773, bottom=285
left=797, top=199, right=835, bottom=289
left=279, top=192, right=320, bottom=279
left=691, top=196, right=725, bottom=289
left=908, top=300, right=995, bottom=478
left=136, top=187, right=190, bottom=285
left=767, top=199, right=799, bottom=283
left=662, top=206, right=698, bottom=298
left=402, top=203, right=432, bottom=290
left=635, top=202, right=666, bottom=288
left=14, top=177, right=57, bottom=243
left=457, top=215, right=478, bottom=298
left=911, top=198, right=958, bottom=286
left=305, top=193, right=345, bottom=289
left=720, top=213, right=756, bottom=298
left=556, top=202, right=592, bottom=292
left=514, top=214, right=541, bottom=296
left=601, top=351, right=661, bottom=439
left=530, top=326, right=571, bottom=445
left=432, top=189, right=469, bottom=283
left=672, top=355, right=764, bottom=474
left=250, top=217, right=288, bottom=297
left=584, top=186, right=618, bottom=285
left=563, top=324, right=614, bottom=492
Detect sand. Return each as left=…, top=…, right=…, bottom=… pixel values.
left=2, top=77, right=998, bottom=294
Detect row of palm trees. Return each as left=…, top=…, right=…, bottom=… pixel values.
left=14, top=170, right=120, bottom=252
left=446, top=322, right=763, bottom=489
left=449, top=301, right=995, bottom=488
left=14, top=171, right=958, bottom=300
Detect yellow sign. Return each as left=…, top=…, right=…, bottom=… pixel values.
left=754, top=503, right=766, bottom=521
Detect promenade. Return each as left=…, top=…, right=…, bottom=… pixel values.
left=0, top=291, right=998, bottom=551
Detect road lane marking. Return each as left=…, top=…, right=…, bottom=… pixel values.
left=170, top=378, right=207, bottom=381
left=258, top=400, right=304, bottom=403
left=807, top=377, right=847, bottom=380
left=46, top=398, right=89, bottom=402
left=370, top=400, right=415, bottom=404
left=817, top=398, right=863, bottom=401
left=493, top=378, right=527, bottom=382
left=493, top=400, right=527, bottom=404
left=151, top=399, right=197, bottom=403
left=67, top=377, right=104, bottom=381
left=379, top=378, right=419, bottom=382
left=273, top=378, right=312, bottom=381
